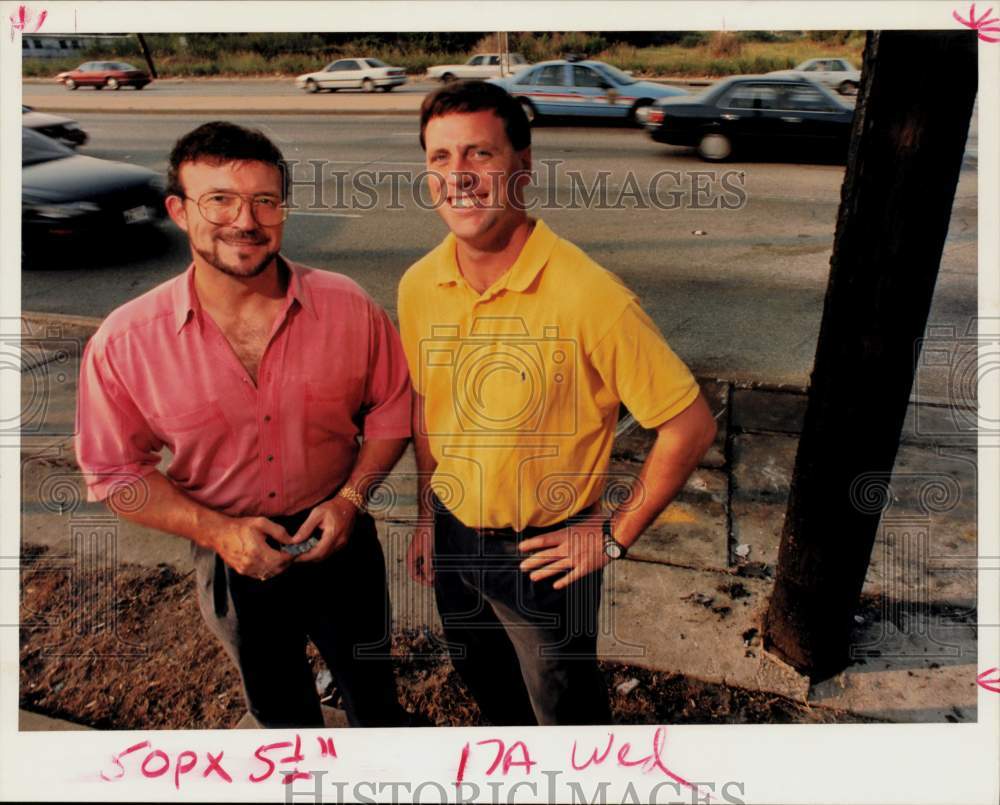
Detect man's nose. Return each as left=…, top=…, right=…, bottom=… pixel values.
left=449, top=170, right=479, bottom=193
left=232, top=197, right=259, bottom=229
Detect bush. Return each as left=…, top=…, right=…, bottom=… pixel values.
left=679, top=32, right=709, bottom=48
left=708, top=31, right=743, bottom=57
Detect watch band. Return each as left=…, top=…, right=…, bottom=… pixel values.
left=337, top=484, right=367, bottom=512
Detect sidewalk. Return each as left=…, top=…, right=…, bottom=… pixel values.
left=17, top=311, right=978, bottom=724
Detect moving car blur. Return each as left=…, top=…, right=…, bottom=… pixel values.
left=21, top=128, right=165, bottom=266
left=56, top=61, right=153, bottom=90
left=21, top=105, right=88, bottom=147
left=427, top=53, right=529, bottom=82
left=489, top=58, right=688, bottom=124
left=295, top=58, right=407, bottom=92
left=767, top=58, right=861, bottom=95
left=644, top=75, right=854, bottom=161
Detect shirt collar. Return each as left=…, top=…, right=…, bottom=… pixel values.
left=434, top=219, right=559, bottom=295
left=173, top=255, right=316, bottom=335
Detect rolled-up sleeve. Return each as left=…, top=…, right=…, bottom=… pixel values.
left=589, top=301, right=700, bottom=429
left=75, top=339, right=163, bottom=502
left=360, top=302, right=413, bottom=439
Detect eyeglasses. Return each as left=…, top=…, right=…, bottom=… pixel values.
left=184, top=191, right=288, bottom=227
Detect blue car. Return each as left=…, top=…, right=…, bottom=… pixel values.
left=489, top=59, right=688, bottom=125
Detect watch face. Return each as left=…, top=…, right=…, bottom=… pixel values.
left=604, top=540, right=624, bottom=560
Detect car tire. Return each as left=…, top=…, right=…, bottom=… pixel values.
left=628, top=99, right=653, bottom=126
left=362, top=78, right=375, bottom=93
left=519, top=98, right=537, bottom=124
left=106, top=77, right=120, bottom=90
left=697, top=132, right=732, bottom=162
left=838, top=80, right=859, bottom=96
left=135, top=83, right=145, bottom=90
left=64, top=78, right=77, bottom=90
left=305, top=79, right=319, bottom=93
left=382, top=85, right=395, bottom=91
left=441, top=72, right=456, bottom=83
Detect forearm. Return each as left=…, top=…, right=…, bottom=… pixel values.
left=107, top=470, right=230, bottom=550
left=611, top=394, right=717, bottom=549
left=343, top=436, right=409, bottom=498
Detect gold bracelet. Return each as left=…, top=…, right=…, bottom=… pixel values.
left=337, top=484, right=366, bottom=512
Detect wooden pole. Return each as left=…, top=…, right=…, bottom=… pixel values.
left=136, top=33, right=157, bottom=79
left=762, top=30, right=978, bottom=678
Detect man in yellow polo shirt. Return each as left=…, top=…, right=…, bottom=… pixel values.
left=398, top=81, right=717, bottom=725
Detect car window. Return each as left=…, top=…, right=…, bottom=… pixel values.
left=515, top=67, right=537, bottom=85
left=365, top=58, right=387, bottom=68
left=572, top=65, right=607, bottom=88
left=533, top=64, right=567, bottom=86
left=801, top=61, right=819, bottom=72
left=22, top=128, right=74, bottom=166
left=783, top=84, right=836, bottom=111
left=468, top=56, right=483, bottom=66
left=721, top=84, right=781, bottom=110
left=590, top=62, right=635, bottom=86
left=333, top=60, right=353, bottom=71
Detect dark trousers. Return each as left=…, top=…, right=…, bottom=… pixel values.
left=432, top=500, right=611, bottom=726
left=193, top=509, right=405, bottom=728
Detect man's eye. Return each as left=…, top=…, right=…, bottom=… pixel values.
left=255, top=197, right=280, bottom=209
left=474, top=149, right=492, bottom=158
left=206, top=194, right=235, bottom=205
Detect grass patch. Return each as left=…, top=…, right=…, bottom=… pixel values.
left=22, top=33, right=866, bottom=80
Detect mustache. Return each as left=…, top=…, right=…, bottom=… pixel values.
left=216, top=227, right=268, bottom=244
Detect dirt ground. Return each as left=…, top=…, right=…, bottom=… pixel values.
left=19, top=545, right=875, bottom=729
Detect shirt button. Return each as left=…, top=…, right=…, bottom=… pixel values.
left=266, top=455, right=274, bottom=462
left=268, top=491, right=276, bottom=498
left=263, top=415, right=272, bottom=422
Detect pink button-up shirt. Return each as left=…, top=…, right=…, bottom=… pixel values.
left=75, top=259, right=412, bottom=517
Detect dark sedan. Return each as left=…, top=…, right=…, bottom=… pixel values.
left=22, top=105, right=88, bottom=147
left=56, top=61, right=152, bottom=90
left=644, top=76, right=854, bottom=161
left=22, top=128, right=165, bottom=264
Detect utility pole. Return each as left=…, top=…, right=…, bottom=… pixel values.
left=762, top=30, right=978, bottom=678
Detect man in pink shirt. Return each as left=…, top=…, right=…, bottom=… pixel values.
left=75, top=121, right=412, bottom=727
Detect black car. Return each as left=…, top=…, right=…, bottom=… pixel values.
left=22, top=105, right=88, bottom=147
left=22, top=128, right=165, bottom=263
left=644, top=76, right=854, bottom=161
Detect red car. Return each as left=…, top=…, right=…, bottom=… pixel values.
left=57, top=61, right=152, bottom=91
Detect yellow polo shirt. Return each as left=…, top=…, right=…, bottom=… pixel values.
left=397, top=219, right=699, bottom=530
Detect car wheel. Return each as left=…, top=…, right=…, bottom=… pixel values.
left=362, top=78, right=375, bottom=93
left=382, top=85, right=395, bottom=91
left=135, top=83, right=144, bottom=90
left=519, top=98, right=537, bottom=124
left=64, top=78, right=77, bottom=90
left=305, top=79, right=319, bottom=93
left=838, top=80, right=859, bottom=96
left=441, top=72, right=456, bottom=83
left=628, top=99, right=653, bottom=126
left=697, top=132, right=732, bottom=162
left=106, top=77, right=120, bottom=90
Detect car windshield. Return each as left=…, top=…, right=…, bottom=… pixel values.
left=589, top=62, right=636, bottom=86
left=22, top=128, right=74, bottom=166
left=114, top=63, right=137, bottom=70
left=365, top=58, right=387, bottom=68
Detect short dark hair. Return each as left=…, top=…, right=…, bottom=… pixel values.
left=419, top=80, right=531, bottom=152
left=167, top=121, right=288, bottom=200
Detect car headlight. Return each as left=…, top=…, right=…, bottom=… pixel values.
left=29, top=201, right=100, bottom=220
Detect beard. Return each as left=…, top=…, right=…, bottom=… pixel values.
left=193, top=228, right=278, bottom=279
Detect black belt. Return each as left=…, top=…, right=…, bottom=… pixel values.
left=434, top=494, right=602, bottom=542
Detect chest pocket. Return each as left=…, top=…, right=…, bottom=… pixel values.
left=148, top=401, right=238, bottom=481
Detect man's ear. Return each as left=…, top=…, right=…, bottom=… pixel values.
left=517, top=147, right=532, bottom=177
left=164, top=194, right=189, bottom=233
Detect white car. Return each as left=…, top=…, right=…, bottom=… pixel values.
left=295, top=58, right=407, bottom=93
left=768, top=58, right=861, bottom=95
left=427, top=53, right=530, bottom=82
